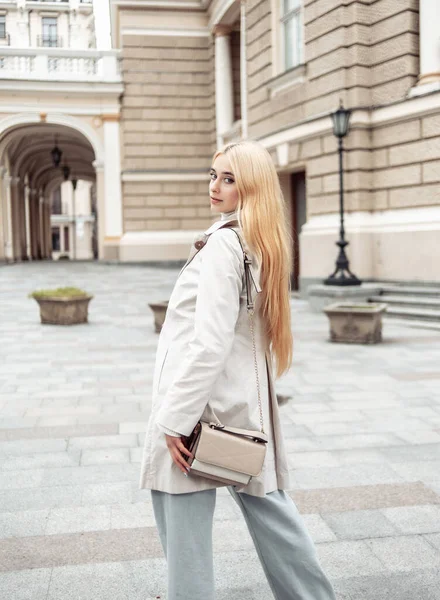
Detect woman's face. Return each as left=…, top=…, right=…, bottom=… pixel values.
left=209, top=154, right=239, bottom=214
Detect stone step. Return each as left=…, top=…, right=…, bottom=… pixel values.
left=369, top=295, right=440, bottom=310
left=383, top=318, right=440, bottom=331
left=383, top=305, right=440, bottom=322
left=377, top=285, right=440, bottom=298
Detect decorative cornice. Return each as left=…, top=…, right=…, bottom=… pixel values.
left=101, top=114, right=121, bottom=122
left=212, top=24, right=232, bottom=37
left=93, top=159, right=105, bottom=172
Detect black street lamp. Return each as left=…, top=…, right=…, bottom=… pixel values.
left=324, top=101, right=361, bottom=286
left=62, top=164, right=71, bottom=181
left=50, top=136, right=62, bottom=168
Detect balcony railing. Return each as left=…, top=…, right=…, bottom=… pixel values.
left=0, top=48, right=122, bottom=83
left=0, top=33, right=10, bottom=47
left=37, top=35, right=64, bottom=48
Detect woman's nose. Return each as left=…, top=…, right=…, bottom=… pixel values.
left=210, top=179, right=219, bottom=193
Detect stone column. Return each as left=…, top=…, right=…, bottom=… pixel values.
left=29, top=189, right=38, bottom=259
left=42, top=199, right=50, bottom=259
left=93, top=0, right=112, bottom=50
left=214, top=25, right=234, bottom=147
left=24, top=183, right=32, bottom=260
left=102, top=116, right=123, bottom=260
left=93, top=160, right=105, bottom=259
left=10, top=177, right=22, bottom=260
left=19, top=181, right=28, bottom=260
left=38, top=194, right=44, bottom=259
left=419, top=0, right=440, bottom=85
left=0, top=169, right=13, bottom=261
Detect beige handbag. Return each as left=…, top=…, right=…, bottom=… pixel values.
left=183, top=225, right=268, bottom=487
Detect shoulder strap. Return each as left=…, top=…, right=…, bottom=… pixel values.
left=216, top=221, right=256, bottom=312
left=212, top=221, right=265, bottom=434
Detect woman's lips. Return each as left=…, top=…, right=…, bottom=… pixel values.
left=210, top=197, right=222, bottom=204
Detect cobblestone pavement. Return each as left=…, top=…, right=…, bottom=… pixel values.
left=1, top=261, right=440, bottom=600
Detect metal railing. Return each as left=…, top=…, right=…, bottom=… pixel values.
left=37, top=35, right=64, bottom=48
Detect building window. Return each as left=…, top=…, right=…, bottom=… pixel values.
left=63, top=227, right=70, bottom=252
left=52, top=227, right=60, bottom=251
left=281, top=0, right=303, bottom=71
left=0, top=16, right=6, bottom=40
left=42, top=17, right=58, bottom=47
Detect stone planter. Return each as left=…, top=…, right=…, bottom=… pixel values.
left=148, top=301, right=169, bottom=333
left=324, top=302, right=388, bottom=344
left=33, top=295, right=93, bottom=325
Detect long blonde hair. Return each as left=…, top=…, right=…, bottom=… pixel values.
left=214, top=141, right=293, bottom=377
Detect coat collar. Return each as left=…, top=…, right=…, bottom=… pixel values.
left=204, top=211, right=238, bottom=235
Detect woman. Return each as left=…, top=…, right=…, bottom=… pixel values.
left=140, top=141, right=336, bottom=600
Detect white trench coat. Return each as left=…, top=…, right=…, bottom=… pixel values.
left=139, top=213, right=290, bottom=497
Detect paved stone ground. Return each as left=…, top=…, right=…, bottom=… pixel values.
left=1, top=261, right=440, bottom=600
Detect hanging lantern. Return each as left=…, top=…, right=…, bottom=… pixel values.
left=331, top=100, right=352, bottom=138
left=51, top=136, right=63, bottom=167
left=62, top=164, right=71, bottom=181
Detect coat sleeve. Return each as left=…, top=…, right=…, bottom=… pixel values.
left=155, top=228, right=244, bottom=437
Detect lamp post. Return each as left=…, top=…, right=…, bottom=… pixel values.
left=324, top=101, right=361, bottom=286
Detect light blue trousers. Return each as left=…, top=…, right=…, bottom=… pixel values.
left=151, top=487, right=336, bottom=600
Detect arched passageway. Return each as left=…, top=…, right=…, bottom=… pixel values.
left=0, top=121, right=98, bottom=262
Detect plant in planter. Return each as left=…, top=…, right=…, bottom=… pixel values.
left=29, top=287, right=93, bottom=325
left=148, top=300, right=169, bottom=333
left=324, top=302, right=388, bottom=344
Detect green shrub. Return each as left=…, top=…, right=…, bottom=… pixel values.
left=29, top=287, right=88, bottom=299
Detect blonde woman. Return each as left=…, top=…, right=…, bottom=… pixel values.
left=140, top=141, right=336, bottom=600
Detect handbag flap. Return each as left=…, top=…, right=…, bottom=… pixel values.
left=196, top=422, right=267, bottom=477
left=210, top=423, right=268, bottom=444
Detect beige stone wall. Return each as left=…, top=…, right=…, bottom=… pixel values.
left=371, top=114, right=440, bottom=211
left=122, top=179, right=212, bottom=233
left=120, top=32, right=215, bottom=233
left=246, top=0, right=417, bottom=133
left=245, top=0, right=426, bottom=219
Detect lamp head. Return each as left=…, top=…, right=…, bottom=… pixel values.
left=331, top=100, right=351, bottom=138
left=62, top=164, right=70, bottom=181
left=51, top=144, right=62, bottom=168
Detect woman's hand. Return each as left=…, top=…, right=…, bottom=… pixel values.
left=165, top=435, right=193, bottom=475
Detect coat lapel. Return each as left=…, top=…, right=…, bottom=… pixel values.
left=178, top=215, right=262, bottom=296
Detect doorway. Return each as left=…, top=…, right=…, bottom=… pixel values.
left=290, top=171, right=306, bottom=291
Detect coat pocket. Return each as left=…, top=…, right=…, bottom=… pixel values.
left=157, top=348, right=169, bottom=394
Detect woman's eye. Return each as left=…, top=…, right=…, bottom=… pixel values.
left=225, top=178, right=234, bottom=184
left=210, top=173, right=216, bottom=180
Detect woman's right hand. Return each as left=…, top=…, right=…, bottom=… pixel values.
left=165, top=435, right=193, bottom=475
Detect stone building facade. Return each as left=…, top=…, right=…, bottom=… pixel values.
left=0, top=0, right=123, bottom=263
left=112, top=0, right=440, bottom=289
left=2, top=1, right=439, bottom=292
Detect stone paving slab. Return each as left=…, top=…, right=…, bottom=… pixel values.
left=1, top=262, right=440, bottom=599
left=365, top=535, right=440, bottom=571
left=0, top=423, right=119, bottom=441
left=0, top=527, right=164, bottom=572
